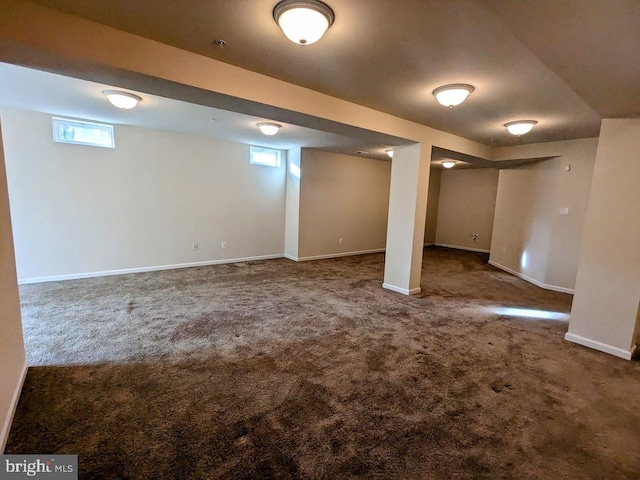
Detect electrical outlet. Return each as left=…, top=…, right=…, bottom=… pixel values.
left=471, top=234, right=479, bottom=242
left=338, top=238, right=343, bottom=244
left=221, top=241, right=226, bottom=249
left=192, top=243, right=198, bottom=251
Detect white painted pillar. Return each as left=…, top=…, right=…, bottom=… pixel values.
left=383, top=143, right=432, bottom=294
left=0, top=120, right=27, bottom=450
left=565, top=119, right=640, bottom=360
left=284, top=148, right=301, bottom=261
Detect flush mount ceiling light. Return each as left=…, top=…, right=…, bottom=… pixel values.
left=505, top=120, right=538, bottom=136
left=432, top=84, right=474, bottom=108
left=102, top=90, right=142, bottom=110
left=257, top=122, right=282, bottom=136
left=273, top=0, right=335, bottom=45
left=442, top=161, right=456, bottom=169
left=386, top=149, right=394, bottom=159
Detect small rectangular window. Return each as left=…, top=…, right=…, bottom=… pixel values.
left=52, top=117, right=115, bottom=148
left=250, top=146, right=281, bottom=167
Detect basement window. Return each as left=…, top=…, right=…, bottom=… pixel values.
left=52, top=117, right=115, bottom=148
left=250, top=146, right=281, bottom=167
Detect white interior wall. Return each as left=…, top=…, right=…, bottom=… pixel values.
left=2, top=107, right=600, bottom=294
left=491, top=162, right=557, bottom=284
left=435, top=168, right=499, bottom=252
left=383, top=144, right=431, bottom=295
left=490, top=138, right=598, bottom=292
left=298, top=149, right=391, bottom=260
left=566, top=120, right=640, bottom=359
left=424, top=168, right=441, bottom=245
left=0, top=120, right=26, bottom=451
left=284, top=148, right=301, bottom=260
left=1, top=108, right=286, bottom=281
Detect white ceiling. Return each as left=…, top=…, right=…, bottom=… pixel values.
left=23, top=0, right=640, bottom=146
left=0, top=62, right=397, bottom=161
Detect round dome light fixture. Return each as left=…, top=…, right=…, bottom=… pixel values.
left=505, top=120, right=538, bottom=136
left=386, top=149, right=394, bottom=159
left=442, top=161, right=456, bottom=169
left=273, top=0, right=335, bottom=46
left=432, top=84, right=474, bottom=108
left=102, top=90, right=142, bottom=110
left=257, top=122, right=282, bottom=136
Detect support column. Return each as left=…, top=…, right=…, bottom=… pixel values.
left=383, top=143, right=432, bottom=295
left=565, top=119, right=640, bottom=360
left=0, top=120, right=27, bottom=450
left=284, top=148, right=301, bottom=261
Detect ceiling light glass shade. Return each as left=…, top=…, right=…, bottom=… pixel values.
left=505, top=120, right=538, bottom=135
left=442, top=161, right=456, bottom=169
left=102, top=90, right=142, bottom=110
left=273, top=0, right=335, bottom=45
left=432, top=84, right=474, bottom=107
left=386, top=149, right=394, bottom=158
left=257, top=122, right=282, bottom=136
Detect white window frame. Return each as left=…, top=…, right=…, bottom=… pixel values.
left=249, top=146, right=282, bottom=167
left=52, top=117, right=115, bottom=149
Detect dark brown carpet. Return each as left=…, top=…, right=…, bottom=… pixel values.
left=6, top=247, right=640, bottom=479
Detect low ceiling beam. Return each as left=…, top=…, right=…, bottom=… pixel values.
left=432, top=146, right=558, bottom=169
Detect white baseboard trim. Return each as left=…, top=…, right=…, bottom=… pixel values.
left=1, top=361, right=27, bottom=453
left=424, top=243, right=436, bottom=247
left=435, top=243, right=490, bottom=254
left=18, top=254, right=284, bottom=284
left=296, top=248, right=385, bottom=262
left=488, top=260, right=575, bottom=294
left=382, top=283, right=421, bottom=295
left=565, top=332, right=636, bottom=361
left=283, top=254, right=299, bottom=262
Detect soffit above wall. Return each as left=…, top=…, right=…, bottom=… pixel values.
left=432, top=146, right=558, bottom=170
left=0, top=62, right=400, bottom=161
